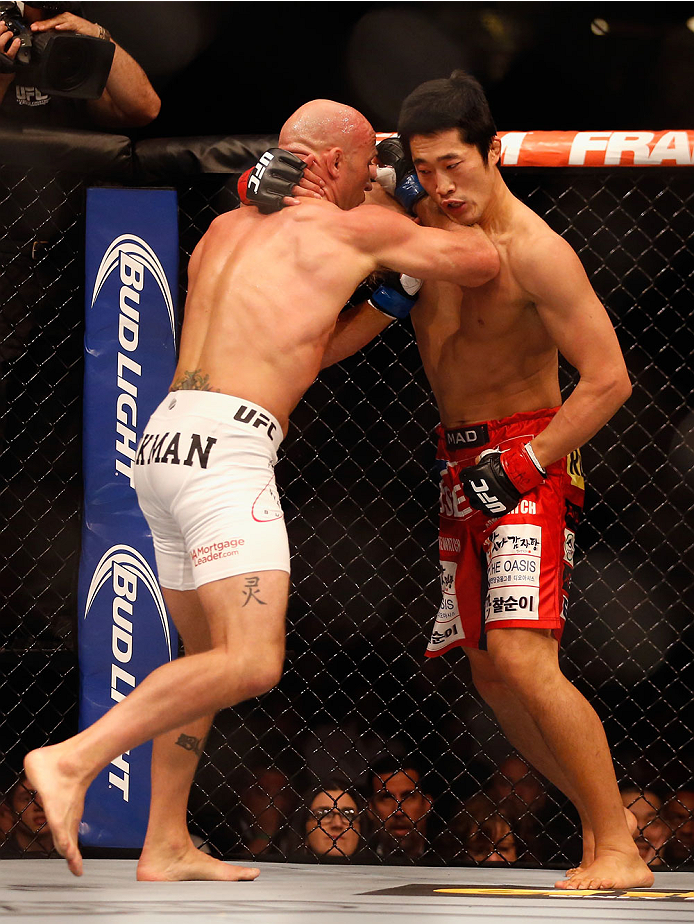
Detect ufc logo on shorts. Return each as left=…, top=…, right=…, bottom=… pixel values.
left=248, top=151, right=274, bottom=195
left=233, top=405, right=277, bottom=440
left=469, top=478, right=506, bottom=515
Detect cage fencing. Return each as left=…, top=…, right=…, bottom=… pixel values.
left=1, top=130, right=693, bottom=869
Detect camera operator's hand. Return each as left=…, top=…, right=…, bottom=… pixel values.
left=30, top=12, right=103, bottom=39
left=29, top=12, right=160, bottom=128
left=0, top=20, right=20, bottom=102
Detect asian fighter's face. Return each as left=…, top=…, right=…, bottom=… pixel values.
left=410, top=129, right=500, bottom=226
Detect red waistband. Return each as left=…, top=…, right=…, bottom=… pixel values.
left=436, top=407, right=560, bottom=463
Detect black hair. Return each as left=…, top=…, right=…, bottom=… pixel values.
left=398, top=70, right=497, bottom=162
left=370, top=756, right=427, bottom=791
left=304, top=777, right=363, bottom=808
left=283, top=777, right=365, bottom=860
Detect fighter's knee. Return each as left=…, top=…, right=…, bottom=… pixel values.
left=237, top=648, right=284, bottom=699
left=486, top=644, right=526, bottom=682
left=471, top=672, right=505, bottom=706
left=485, top=629, right=560, bottom=690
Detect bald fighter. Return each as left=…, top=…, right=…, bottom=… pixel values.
left=23, top=98, right=498, bottom=880
left=248, top=73, right=654, bottom=891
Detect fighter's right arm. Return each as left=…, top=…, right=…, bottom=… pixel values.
left=347, top=205, right=499, bottom=288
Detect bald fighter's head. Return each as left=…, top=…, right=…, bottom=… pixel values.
left=280, top=99, right=373, bottom=151
left=280, top=99, right=376, bottom=210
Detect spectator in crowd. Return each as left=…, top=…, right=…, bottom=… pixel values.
left=434, top=792, right=518, bottom=865
left=0, top=773, right=56, bottom=858
left=0, top=796, right=13, bottom=840
left=236, top=766, right=296, bottom=858
left=619, top=784, right=667, bottom=869
left=487, top=754, right=547, bottom=818
left=368, top=757, right=437, bottom=863
left=484, top=753, right=572, bottom=866
left=286, top=778, right=365, bottom=862
left=458, top=793, right=517, bottom=865
left=0, top=3, right=160, bottom=129
left=662, top=787, right=694, bottom=868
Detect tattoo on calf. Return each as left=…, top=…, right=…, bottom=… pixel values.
left=171, top=369, right=218, bottom=392
left=176, top=733, right=203, bottom=757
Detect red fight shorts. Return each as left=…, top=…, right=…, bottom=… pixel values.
left=426, top=408, right=585, bottom=657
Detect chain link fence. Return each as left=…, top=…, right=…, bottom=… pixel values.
left=1, top=138, right=693, bottom=869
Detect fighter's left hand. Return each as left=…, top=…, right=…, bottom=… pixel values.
left=238, top=149, right=326, bottom=212
left=461, top=443, right=547, bottom=517
left=30, top=13, right=103, bottom=38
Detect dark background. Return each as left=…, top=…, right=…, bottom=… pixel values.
left=2, top=1, right=693, bottom=865
left=82, top=2, right=694, bottom=137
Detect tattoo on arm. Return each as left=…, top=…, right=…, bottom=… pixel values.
left=176, top=733, right=204, bottom=757
left=171, top=369, right=218, bottom=392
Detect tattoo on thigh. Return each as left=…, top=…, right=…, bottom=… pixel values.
left=171, top=369, right=218, bottom=392
left=242, top=575, right=267, bottom=607
left=175, top=733, right=203, bottom=757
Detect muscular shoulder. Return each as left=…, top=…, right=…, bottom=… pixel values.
left=505, top=202, right=586, bottom=301
left=200, top=208, right=256, bottom=248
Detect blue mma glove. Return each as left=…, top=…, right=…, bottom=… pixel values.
left=375, top=137, right=427, bottom=215
left=368, top=273, right=422, bottom=320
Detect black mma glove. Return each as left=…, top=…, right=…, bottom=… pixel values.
left=375, top=137, right=427, bottom=215
left=461, top=443, right=547, bottom=517
left=237, top=148, right=305, bottom=214
left=368, top=272, right=422, bottom=320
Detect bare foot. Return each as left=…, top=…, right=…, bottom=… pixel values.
left=566, top=827, right=596, bottom=878
left=555, top=848, right=654, bottom=891
left=565, top=807, right=638, bottom=878
left=137, top=842, right=260, bottom=882
left=24, top=746, right=87, bottom=877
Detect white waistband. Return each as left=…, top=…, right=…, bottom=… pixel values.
left=156, top=391, right=284, bottom=450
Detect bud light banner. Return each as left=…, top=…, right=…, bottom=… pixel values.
left=78, top=188, right=179, bottom=847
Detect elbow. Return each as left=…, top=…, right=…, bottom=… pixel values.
left=602, top=366, right=632, bottom=414
left=124, top=92, right=161, bottom=128
left=134, top=94, right=161, bottom=127
left=614, top=368, right=632, bottom=407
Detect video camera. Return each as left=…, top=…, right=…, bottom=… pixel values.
left=0, top=2, right=114, bottom=98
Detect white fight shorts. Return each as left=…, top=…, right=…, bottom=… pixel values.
left=133, top=391, right=290, bottom=590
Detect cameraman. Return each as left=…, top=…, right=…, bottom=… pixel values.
left=0, top=2, right=160, bottom=128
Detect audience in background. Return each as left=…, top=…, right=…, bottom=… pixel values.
left=2, top=753, right=691, bottom=871
left=284, top=778, right=365, bottom=862
left=487, top=755, right=547, bottom=819
left=482, top=753, right=585, bottom=867
left=367, top=757, right=437, bottom=863
left=0, top=773, right=55, bottom=858
left=235, top=766, right=296, bottom=858
left=662, top=787, right=694, bottom=868
left=458, top=793, right=517, bottom=864
left=619, top=783, right=667, bottom=868
left=437, top=792, right=517, bottom=865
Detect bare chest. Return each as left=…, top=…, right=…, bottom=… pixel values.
left=415, top=256, right=546, bottom=359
